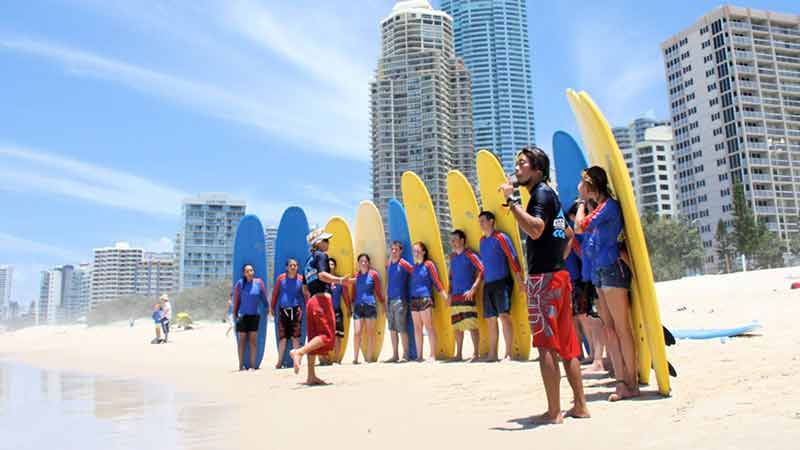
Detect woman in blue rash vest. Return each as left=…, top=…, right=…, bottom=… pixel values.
left=348, top=254, right=384, bottom=364
left=232, top=263, right=270, bottom=371
left=409, top=241, right=447, bottom=362
left=576, top=166, right=638, bottom=401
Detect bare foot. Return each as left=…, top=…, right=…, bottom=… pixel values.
left=383, top=356, right=399, bottom=363
left=352, top=360, right=360, bottom=365
left=468, top=355, right=480, bottom=363
left=609, top=382, right=638, bottom=402
left=448, top=355, right=464, bottom=363
left=305, top=376, right=328, bottom=386
left=529, top=412, right=564, bottom=425
left=564, top=406, right=591, bottom=419
left=290, top=349, right=302, bottom=375
left=415, top=357, right=425, bottom=363
left=501, top=354, right=513, bottom=363
left=274, top=363, right=282, bottom=370
left=582, top=362, right=606, bottom=374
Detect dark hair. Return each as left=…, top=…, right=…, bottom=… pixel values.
left=413, top=241, right=430, bottom=261
left=478, top=211, right=495, bottom=222
left=582, top=166, right=613, bottom=199
left=329, top=257, right=337, bottom=267
left=286, top=258, right=298, bottom=267
left=567, top=201, right=581, bottom=218
left=587, top=198, right=598, bottom=211
left=240, top=263, right=253, bottom=285
left=357, top=253, right=371, bottom=264
left=391, top=240, right=403, bottom=249
left=518, top=146, right=551, bottom=183
left=451, top=229, right=466, bottom=242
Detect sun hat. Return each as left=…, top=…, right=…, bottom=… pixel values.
left=307, top=228, right=333, bottom=246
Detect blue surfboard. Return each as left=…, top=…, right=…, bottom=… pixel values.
left=553, top=131, right=588, bottom=215
left=273, top=207, right=311, bottom=368
left=672, top=321, right=761, bottom=340
left=388, top=199, right=418, bottom=361
left=232, top=215, right=268, bottom=369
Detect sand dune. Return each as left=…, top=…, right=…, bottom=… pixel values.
left=2, top=267, right=799, bottom=449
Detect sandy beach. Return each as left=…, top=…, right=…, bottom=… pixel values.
left=2, top=267, right=800, bottom=449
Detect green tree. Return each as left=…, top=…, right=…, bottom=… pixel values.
left=731, top=184, right=758, bottom=260
left=714, top=219, right=735, bottom=273
left=752, top=221, right=784, bottom=269
left=642, top=213, right=704, bottom=281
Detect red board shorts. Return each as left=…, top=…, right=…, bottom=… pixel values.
left=307, top=293, right=336, bottom=356
left=526, top=270, right=580, bottom=360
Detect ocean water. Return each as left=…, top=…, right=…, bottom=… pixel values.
left=0, top=361, right=235, bottom=450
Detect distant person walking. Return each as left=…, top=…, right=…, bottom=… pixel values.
left=160, top=294, right=172, bottom=343
left=151, top=304, right=163, bottom=344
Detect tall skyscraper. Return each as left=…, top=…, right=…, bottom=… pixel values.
left=662, top=6, right=800, bottom=270
left=370, top=0, right=474, bottom=236
left=621, top=125, right=678, bottom=218
left=38, top=267, right=65, bottom=324
left=91, top=242, right=143, bottom=307
left=0, top=265, right=13, bottom=319
left=136, top=252, right=178, bottom=297
left=75, top=262, right=93, bottom=317
left=612, top=118, right=671, bottom=149
left=178, top=193, right=246, bottom=290
left=441, top=0, right=536, bottom=171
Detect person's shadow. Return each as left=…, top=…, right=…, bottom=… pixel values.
left=489, top=417, right=555, bottom=432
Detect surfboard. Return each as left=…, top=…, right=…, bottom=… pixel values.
left=553, top=131, right=588, bottom=214
left=401, top=171, right=454, bottom=360
left=232, top=214, right=268, bottom=369
left=672, top=321, right=761, bottom=340
left=476, top=150, right=531, bottom=361
left=273, top=207, right=310, bottom=368
left=571, top=89, right=671, bottom=395
left=447, top=170, right=489, bottom=357
left=387, top=199, right=419, bottom=361
left=325, top=217, right=354, bottom=363
left=566, top=90, right=652, bottom=387
left=353, top=201, right=387, bottom=362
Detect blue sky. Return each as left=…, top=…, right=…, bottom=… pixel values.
left=0, top=0, right=796, bottom=301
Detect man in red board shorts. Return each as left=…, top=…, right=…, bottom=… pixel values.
left=289, top=228, right=347, bottom=385
left=500, top=147, right=589, bottom=425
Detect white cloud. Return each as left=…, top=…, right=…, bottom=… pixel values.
left=0, top=144, right=187, bottom=217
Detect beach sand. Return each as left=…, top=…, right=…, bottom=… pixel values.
left=2, top=267, right=800, bottom=449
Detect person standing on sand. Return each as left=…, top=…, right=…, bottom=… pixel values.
left=271, top=259, right=307, bottom=369
left=160, top=294, right=171, bottom=343
left=409, top=242, right=447, bottom=362
left=349, top=254, right=384, bottom=364
left=290, top=229, right=344, bottom=385
left=478, top=211, right=525, bottom=362
left=385, top=242, right=413, bottom=363
left=448, top=229, right=484, bottom=362
left=225, top=294, right=234, bottom=338
left=500, top=147, right=589, bottom=424
left=575, top=166, right=638, bottom=402
left=232, top=264, right=270, bottom=371
left=152, top=304, right=163, bottom=344
left=319, top=257, right=350, bottom=365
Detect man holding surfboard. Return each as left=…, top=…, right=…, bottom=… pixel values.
left=500, top=147, right=589, bottom=424
left=386, top=241, right=413, bottom=363
left=448, top=230, right=484, bottom=362
left=290, top=229, right=347, bottom=385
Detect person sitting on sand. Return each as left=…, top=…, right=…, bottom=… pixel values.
left=501, top=147, right=589, bottom=424
left=576, top=166, right=638, bottom=402
left=290, top=229, right=345, bottom=385
left=409, top=242, right=447, bottom=362
left=448, top=229, right=484, bottom=362
left=385, top=241, right=413, bottom=363
left=160, top=294, right=171, bottom=343
left=232, top=264, right=270, bottom=371
left=271, top=259, right=307, bottom=369
left=566, top=201, right=605, bottom=370
left=152, top=303, right=163, bottom=344
left=319, top=257, right=350, bottom=365
left=349, top=254, right=385, bottom=364
left=478, top=211, right=525, bottom=362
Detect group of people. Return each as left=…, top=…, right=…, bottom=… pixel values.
left=230, top=147, right=639, bottom=424
left=150, top=294, right=172, bottom=344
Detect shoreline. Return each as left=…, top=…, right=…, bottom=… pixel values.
left=3, top=267, right=800, bottom=448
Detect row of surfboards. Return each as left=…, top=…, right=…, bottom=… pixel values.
left=232, top=90, right=672, bottom=396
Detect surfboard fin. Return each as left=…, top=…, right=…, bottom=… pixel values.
left=668, top=361, right=677, bottom=377
left=663, top=325, right=676, bottom=346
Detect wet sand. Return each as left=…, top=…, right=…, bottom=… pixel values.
left=2, top=267, right=800, bottom=449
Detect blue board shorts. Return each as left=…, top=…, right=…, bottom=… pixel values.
left=353, top=303, right=377, bottom=320
left=592, top=260, right=632, bottom=290
left=483, top=279, right=511, bottom=318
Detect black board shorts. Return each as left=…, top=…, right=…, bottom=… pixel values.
left=236, top=314, right=260, bottom=333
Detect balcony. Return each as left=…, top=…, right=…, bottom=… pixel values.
left=767, top=127, right=786, bottom=135
left=752, top=190, right=775, bottom=198
left=761, top=82, right=780, bottom=91
left=733, top=36, right=752, bottom=45
left=740, top=96, right=762, bottom=104
left=755, top=206, right=775, bottom=214
left=749, top=174, right=772, bottom=182
left=736, top=65, right=756, bottom=73
left=737, top=80, right=759, bottom=89
left=741, top=110, right=763, bottom=118
left=736, top=50, right=755, bottom=59
left=773, top=159, right=792, bottom=166
left=780, top=70, right=800, bottom=79
left=745, top=126, right=766, bottom=134
left=746, top=141, right=769, bottom=150
left=773, top=26, right=800, bottom=37
left=730, top=22, right=751, bottom=30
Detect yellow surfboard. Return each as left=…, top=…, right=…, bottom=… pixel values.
left=325, top=217, right=354, bottom=363
left=447, top=170, right=489, bottom=357
left=401, top=171, right=454, bottom=360
left=566, top=90, right=653, bottom=386
left=476, top=150, right=531, bottom=361
left=568, top=89, right=670, bottom=395
left=353, top=201, right=387, bottom=362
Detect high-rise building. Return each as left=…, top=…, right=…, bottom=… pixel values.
left=136, top=252, right=178, bottom=297
left=178, top=193, right=246, bottom=290
left=613, top=118, right=671, bottom=149
left=370, top=0, right=474, bottom=236
left=75, top=263, right=92, bottom=317
left=38, top=268, right=64, bottom=325
left=0, top=265, right=13, bottom=319
left=91, top=242, right=143, bottom=307
left=440, top=0, right=536, bottom=171
left=661, top=6, right=800, bottom=270
left=621, top=126, right=678, bottom=218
